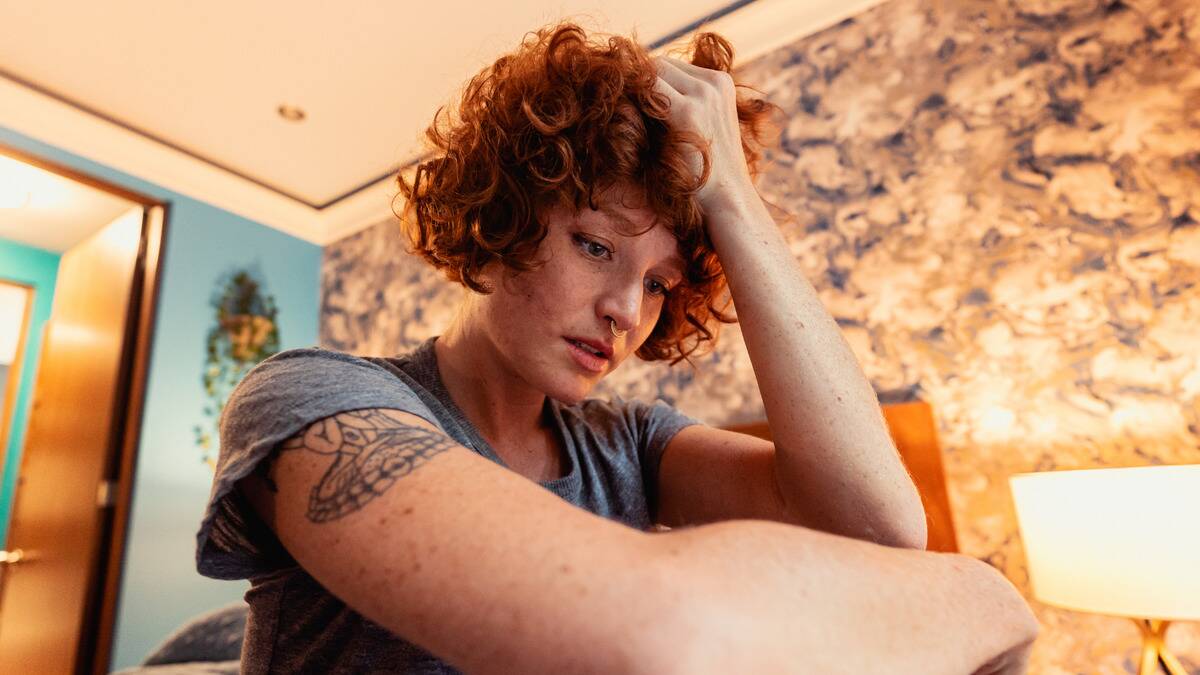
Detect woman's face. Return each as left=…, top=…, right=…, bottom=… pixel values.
left=472, top=183, right=686, bottom=405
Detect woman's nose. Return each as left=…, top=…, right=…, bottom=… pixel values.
left=597, top=280, right=643, bottom=334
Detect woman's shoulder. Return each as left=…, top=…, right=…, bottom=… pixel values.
left=240, top=346, right=419, bottom=387
left=223, top=346, right=431, bottom=432
left=254, top=345, right=386, bottom=369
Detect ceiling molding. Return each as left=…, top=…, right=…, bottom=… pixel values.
left=0, top=73, right=327, bottom=244
left=318, top=169, right=412, bottom=245
left=0, top=0, right=882, bottom=248
left=657, top=0, right=885, bottom=64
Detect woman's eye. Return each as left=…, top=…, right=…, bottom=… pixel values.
left=646, top=279, right=670, bottom=296
left=575, top=234, right=611, bottom=259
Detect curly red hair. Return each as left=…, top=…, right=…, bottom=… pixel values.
left=395, top=21, right=779, bottom=365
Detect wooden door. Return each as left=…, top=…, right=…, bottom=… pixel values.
left=0, top=205, right=163, bottom=674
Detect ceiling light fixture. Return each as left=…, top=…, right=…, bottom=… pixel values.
left=277, top=104, right=306, bottom=122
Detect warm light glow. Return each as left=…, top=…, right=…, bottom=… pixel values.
left=1010, top=465, right=1200, bottom=620
left=0, top=153, right=32, bottom=206
left=978, top=405, right=1016, bottom=435
left=0, top=154, right=73, bottom=210
left=50, top=319, right=107, bottom=348
left=1029, top=414, right=1058, bottom=437
left=99, top=207, right=146, bottom=258
left=0, top=185, right=31, bottom=209
left=1107, top=400, right=1185, bottom=438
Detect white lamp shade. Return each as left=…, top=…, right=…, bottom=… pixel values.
left=1009, top=464, right=1200, bottom=621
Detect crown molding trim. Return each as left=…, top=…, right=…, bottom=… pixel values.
left=0, top=0, right=883, bottom=248
left=662, top=0, right=886, bottom=65
left=0, top=73, right=327, bottom=244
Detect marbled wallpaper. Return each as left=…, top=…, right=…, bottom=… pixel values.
left=322, top=0, right=1200, bottom=671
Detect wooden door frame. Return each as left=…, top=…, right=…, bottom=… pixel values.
left=0, top=141, right=168, bottom=674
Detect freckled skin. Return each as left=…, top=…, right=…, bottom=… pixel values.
left=269, top=186, right=688, bottom=523
left=466, top=183, right=685, bottom=407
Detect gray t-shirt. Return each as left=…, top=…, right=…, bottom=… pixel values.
left=195, top=335, right=701, bottom=674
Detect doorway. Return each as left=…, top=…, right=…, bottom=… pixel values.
left=0, top=143, right=167, bottom=674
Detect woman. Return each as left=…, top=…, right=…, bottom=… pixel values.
left=197, top=22, right=1037, bottom=674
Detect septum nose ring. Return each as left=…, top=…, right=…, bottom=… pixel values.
left=609, top=318, right=627, bottom=338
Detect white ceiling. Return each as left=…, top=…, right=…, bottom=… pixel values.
left=0, top=0, right=883, bottom=249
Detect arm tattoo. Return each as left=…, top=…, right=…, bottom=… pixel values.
left=279, top=409, right=456, bottom=523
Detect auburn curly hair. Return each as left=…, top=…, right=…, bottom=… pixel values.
left=395, top=21, right=780, bottom=366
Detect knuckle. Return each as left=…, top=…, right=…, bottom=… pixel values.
left=701, top=74, right=735, bottom=102
left=710, top=70, right=735, bottom=91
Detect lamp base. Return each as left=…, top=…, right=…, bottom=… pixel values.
left=1133, top=619, right=1190, bottom=675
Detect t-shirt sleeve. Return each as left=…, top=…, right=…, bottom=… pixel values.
left=195, top=347, right=442, bottom=580
left=624, top=398, right=703, bottom=516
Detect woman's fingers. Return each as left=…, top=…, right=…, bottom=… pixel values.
left=654, top=56, right=703, bottom=96
left=651, top=74, right=685, bottom=105
left=659, top=54, right=721, bottom=83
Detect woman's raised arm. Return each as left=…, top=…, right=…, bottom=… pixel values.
left=650, top=55, right=928, bottom=549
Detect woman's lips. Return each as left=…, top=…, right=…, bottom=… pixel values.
left=564, top=338, right=608, bottom=373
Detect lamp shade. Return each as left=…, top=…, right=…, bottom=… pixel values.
left=1009, top=464, right=1200, bottom=621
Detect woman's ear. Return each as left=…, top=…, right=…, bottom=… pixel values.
left=452, top=251, right=496, bottom=296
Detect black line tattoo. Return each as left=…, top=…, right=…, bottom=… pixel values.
left=279, top=409, right=455, bottom=523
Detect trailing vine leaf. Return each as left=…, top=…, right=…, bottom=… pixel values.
left=194, top=268, right=281, bottom=469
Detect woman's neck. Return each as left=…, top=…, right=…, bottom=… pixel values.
left=432, top=317, right=550, bottom=450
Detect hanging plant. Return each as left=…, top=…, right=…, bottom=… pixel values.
left=193, top=268, right=281, bottom=469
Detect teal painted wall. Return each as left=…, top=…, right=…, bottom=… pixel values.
left=0, top=237, right=60, bottom=544
left=0, top=127, right=322, bottom=670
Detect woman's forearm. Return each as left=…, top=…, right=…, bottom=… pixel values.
left=703, top=189, right=927, bottom=549
left=647, top=520, right=1039, bottom=675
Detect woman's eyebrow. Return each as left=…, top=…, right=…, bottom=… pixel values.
left=596, top=204, right=685, bottom=276
left=597, top=204, right=644, bottom=234
left=661, top=255, right=685, bottom=277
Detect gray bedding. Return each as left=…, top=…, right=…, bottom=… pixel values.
left=111, top=602, right=246, bottom=675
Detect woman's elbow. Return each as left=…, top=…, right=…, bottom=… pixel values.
left=893, top=516, right=929, bottom=550
left=887, top=475, right=930, bottom=550
left=874, top=500, right=929, bottom=550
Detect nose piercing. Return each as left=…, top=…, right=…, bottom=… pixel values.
left=610, top=318, right=627, bottom=338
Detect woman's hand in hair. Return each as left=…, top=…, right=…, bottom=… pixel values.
left=652, top=55, right=759, bottom=220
